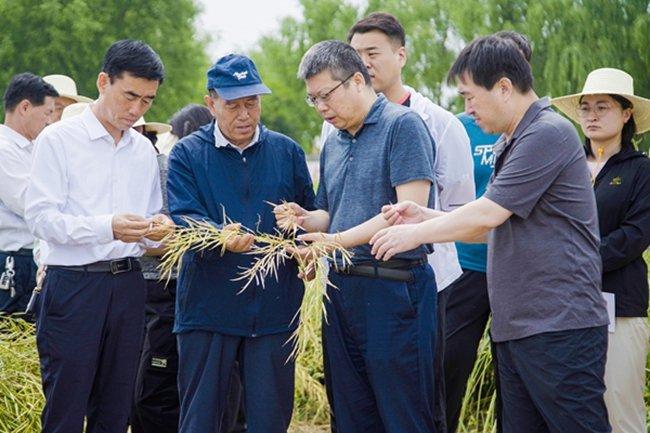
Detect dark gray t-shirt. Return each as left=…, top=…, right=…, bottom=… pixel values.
left=484, top=98, right=608, bottom=342
left=315, top=95, right=436, bottom=263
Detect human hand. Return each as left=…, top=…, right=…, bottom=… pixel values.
left=223, top=223, right=255, bottom=253
left=145, top=214, right=175, bottom=241
left=112, top=214, right=151, bottom=243
left=273, top=202, right=308, bottom=232
left=369, top=224, right=422, bottom=261
left=381, top=201, right=427, bottom=225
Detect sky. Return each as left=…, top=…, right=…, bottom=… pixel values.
left=196, top=0, right=304, bottom=61
left=197, top=0, right=365, bottom=60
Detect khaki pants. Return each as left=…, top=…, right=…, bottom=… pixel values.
left=603, top=317, right=650, bottom=433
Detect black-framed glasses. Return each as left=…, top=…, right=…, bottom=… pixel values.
left=305, top=73, right=355, bottom=107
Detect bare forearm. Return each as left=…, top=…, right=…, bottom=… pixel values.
left=337, top=213, right=391, bottom=248
left=303, top=209, right=330, bottom=233
left=416, top=198, right=506, bottom=244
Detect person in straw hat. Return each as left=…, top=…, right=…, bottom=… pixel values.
left=43, top=74, right=93, bottom=122
left=553, top=67, right=650, bottom=433
left=133, top=116, right=171, bottom=151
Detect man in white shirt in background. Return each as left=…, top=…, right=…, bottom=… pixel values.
left=25, top=39, right=173, bottom=433
left=0, top=72, right=58, bottom=316
left=320, top=12, right=474, bottom=432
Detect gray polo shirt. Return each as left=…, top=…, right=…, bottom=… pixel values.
left=315, top=95, right=436, bottom=263
left=484, top=97, right=608, bottom=342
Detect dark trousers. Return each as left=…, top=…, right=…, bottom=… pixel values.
left=324, top=264, right=438, bottom=433
left=177, top=330, right=294, bottom=433
left=0, top=249, right=37, bottom=315
left=36, top=267, right=146, bottom=433
left=433, top=287, right=450, bottom=433
left=496, top=326, right=610, bottom=433
left=131, top=279, right=180, bottom=433
left=444, top=269, right=502, bottom=433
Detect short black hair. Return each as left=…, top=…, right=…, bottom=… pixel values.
left=447, top=35, right=533, bottom=93
left=102, top=39, right=165, bottom=84
left=170, top=104, right=213, bottom=139
left=494, top=31, right=532, bottom=62
left=3, top=72, right=59, bottom=112
left=347, top=12, right=406, bottom=47
left=298, top=40, right=372, bottom=86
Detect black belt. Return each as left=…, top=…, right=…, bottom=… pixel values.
left=1, top=248, right=33, bottom=258
left=49, top=257, right=141, bottom=274
left=333, top=258, right=426, bottom=282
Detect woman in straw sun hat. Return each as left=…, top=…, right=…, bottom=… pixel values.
left=553, top=68, right=650, bottom=433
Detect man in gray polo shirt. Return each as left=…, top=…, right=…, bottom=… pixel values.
left=276, top=40, right=438, bottom=433
left=369, top=35, right=610, bottom=433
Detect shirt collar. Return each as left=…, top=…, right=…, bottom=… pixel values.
left=510, top=97, right=551, bottom=141
left=363, top=94, right=387, bottom=126
left=213, top=122, right=260, bottom=152
left=81, top=104, right=136, bottom=146
left=0, top=124, right=32, bottom=148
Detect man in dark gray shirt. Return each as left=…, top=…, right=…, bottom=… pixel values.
left=369, top=35, right=610, bottom=433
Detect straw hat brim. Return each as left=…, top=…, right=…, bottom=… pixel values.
left=552, top=91, right=650, bottom=135
left=58, top=93, right=94, bottom=104
left=142, top=122, right=172, bottom=135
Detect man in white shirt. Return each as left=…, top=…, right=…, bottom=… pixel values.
left=319, top=12, right=474, bottom=432
left=0, top=72, right=58, bottom=315
left=25, top=39, right=172, bottom=433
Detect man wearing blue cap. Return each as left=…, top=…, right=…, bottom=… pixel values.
left=167, top=54, right=315, bottom=433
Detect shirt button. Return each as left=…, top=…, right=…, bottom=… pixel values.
left=349, top=156, right=354, bottom=161
left=352, top=139, right=356, bottom=143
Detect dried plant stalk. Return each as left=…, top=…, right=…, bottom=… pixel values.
left=157, top=213, right=353, bottom=361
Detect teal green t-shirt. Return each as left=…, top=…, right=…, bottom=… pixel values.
left=455, top=114, right=500, bottom=273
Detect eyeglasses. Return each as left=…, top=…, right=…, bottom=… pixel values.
left=576, top=104, right=613, bottom=119
left=305, top=73, right=355, bottom=107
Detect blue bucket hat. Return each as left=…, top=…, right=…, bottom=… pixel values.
left=206, top=54, right=271, bottom=100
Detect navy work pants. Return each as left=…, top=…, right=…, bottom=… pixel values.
left=130, top=280, right=247, bottom=433
left=177, top=330, right=294, bottom=433
left=324, top=263, right=438, bottom=433
left=36, top=267, right=146, bottom=433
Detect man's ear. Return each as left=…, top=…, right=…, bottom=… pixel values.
left=498, top=77, right=514, bottom=101
left=16, top=99, right=32, bottom=115
left=97, top=72, right=110, bottom=95
left=396, top=46, right=407, bottom=69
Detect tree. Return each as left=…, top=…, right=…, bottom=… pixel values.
left=0, top=0, right=210, bottom=122
left=249, top=0, right=359, bottom=153
left=441, top=0, right=649, bottom=149
left=249, top=0, right=649, bottom=152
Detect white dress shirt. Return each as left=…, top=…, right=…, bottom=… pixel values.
left=0, top=124, right=35, bottom=251
left=320, top=86, right=475, bottom=291
left=25, top=106, right=162, bottom=266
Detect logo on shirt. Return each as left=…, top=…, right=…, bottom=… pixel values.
left=610, top=176, right=622, bottom=186
left=233, top=71, right=248, bottom=81
left=474, top=144, right=496, bottom=167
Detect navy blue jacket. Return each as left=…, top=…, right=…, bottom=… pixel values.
left=167, top=121, right=315, bottom=336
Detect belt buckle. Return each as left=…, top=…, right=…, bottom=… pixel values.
left=110, top=259, right=131, bottom=274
